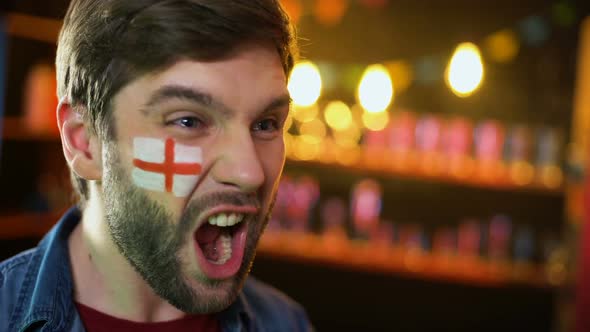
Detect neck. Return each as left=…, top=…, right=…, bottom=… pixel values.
left=68, top=193, right=186, bottom=322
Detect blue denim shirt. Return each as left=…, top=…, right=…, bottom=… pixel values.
left=0, top=208, right=312, bottom=332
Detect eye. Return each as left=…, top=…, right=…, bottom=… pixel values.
left=252, top=118, right=280, bottom=133
left=167, top=116, right=205, bottom=129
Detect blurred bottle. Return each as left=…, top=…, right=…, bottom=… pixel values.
left=321, top=196, right=348, bottom=238
left=284, top=175, right=320, bottom=232
left=513, top=224, right=535, bottom=263
left=397, top=223, right=427, bottom=270
left=268, top=175, right=295, bottom=231
left=474, top=120, right=506, bottom=181
left=504, top=125, right=535, bottom=186
left=363, top=128, right=388, bottom=169
left=387, top=110, right=417, bottom=170
left=350, top=179, right=382, bottom=239
left=511, top=224, right=537, bottom=279
left=432, top=226, right=457, bottom=257
left=442, top=116, right=474, bottom=178
left=373, top=221, right=395, bottom=247
left=319, top=196, right=349, bottom=253
left=415, top=114, right=445, bottom=174
left=487, top=214, right=512, bottom=262
left=457, top=218, right=482, bottom=259
left=535, top=127, right=564, bottom=189
left=397, top=223, right=427, bottom=250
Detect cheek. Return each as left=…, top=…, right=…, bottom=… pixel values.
left=260, top=141, right=286, bottom=190
left=130, top=136, right=204, bottom=199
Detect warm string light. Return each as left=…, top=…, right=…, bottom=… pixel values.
left=357, top=64, right=394, bottom=113
left=283, top=46, right=559, bottom=187
left=288, top=61, right=322, bottom=107
left=446, top=42, right=485, bottom=97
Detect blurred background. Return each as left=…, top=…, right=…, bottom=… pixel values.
left=2, top=0, right=590, bottom=331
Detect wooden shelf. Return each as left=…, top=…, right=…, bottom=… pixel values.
left=0, top=212, right=558, bottom=289
left=258, top=231, right=557, bottom=289
left=6, top=13, right=62, bottom=44
left=286, top=157, right=565, bottom=196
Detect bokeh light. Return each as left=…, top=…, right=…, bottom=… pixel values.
left=362, top=110, right=390, bottom=131
left=292, top=104, right=319, bottom=123
left=446, top=42, right=485, bottom=97
left=333, top=121, right=362, bottom=148
left=541, top=165, right=563, bottom=189
left=324, top=101, right=353, bottom=131
left=280, top=0, right=303, bottom=25
left=484, top=29, right=520, bottom=63
left=288, top=61, right=322, bottom=107
left=414, top=56, right=442, bottom=84
left=385, top=60, right=413, bottom=94
left=519, top=15, right=550, bottom=47
left=358, top=64, right=394, bottom=113
left=293, top=135, right=322, bottom=160
left=510, top=161, right=535, bottom=186
left=299, top=118, right=327, bottom=144
left=314, top=0, right=349, bottom=26
left=552, top=1, right=576, bottom=27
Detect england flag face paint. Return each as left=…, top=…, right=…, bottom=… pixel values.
left=131, top=137, right=202, bottom=197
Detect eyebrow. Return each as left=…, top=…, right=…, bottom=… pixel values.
left=143, top=84, right=291, bottom=118
left=261, top=94, right=292, bottom=116
left=144, top=85, right=231, bottom=116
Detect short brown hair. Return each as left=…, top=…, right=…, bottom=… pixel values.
left=56, top=0, right=298, bottom=208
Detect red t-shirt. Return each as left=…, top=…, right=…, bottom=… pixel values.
left=75, top=302, right=221, bottom=332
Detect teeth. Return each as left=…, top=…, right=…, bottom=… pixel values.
left=227, top=214, right=236, bottom=226
left=217, top=214, right=228, bottom=227
left=213, top=233, right=232, bottom=265
left=207, top=213, right=245, bottom=227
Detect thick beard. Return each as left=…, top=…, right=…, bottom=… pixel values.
left=101, top=145, right=273, bottom=314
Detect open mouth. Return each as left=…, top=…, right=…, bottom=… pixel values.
left=194, top=212, right=250, bottom=280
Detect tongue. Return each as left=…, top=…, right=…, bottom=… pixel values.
left=195, top=224, right=222, bottom=261
left=196, top=223, right=222, bottom=244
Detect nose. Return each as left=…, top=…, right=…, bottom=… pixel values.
left=210, top=129, right=265, bottom=193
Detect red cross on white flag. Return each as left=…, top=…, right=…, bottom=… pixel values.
left=132, top=137, right=202, bottom=197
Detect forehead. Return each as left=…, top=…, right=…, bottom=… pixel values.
left=113, top=42, right=288, bottom=113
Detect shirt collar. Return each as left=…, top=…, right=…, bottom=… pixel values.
left=14, top=207, right=257, bottom=332
left=14, top=207, right=81, bottom=331
left=216, top=286, right=255, bottom=332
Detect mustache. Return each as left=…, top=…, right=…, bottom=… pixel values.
left=179, top=191, right=261, bottom=232
left=189, top=191, right=261, bottom=211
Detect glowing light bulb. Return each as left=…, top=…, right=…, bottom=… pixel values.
left=357, top=64, right=394, bottom=113
left=288, top=61, right=322, bottom=107
left=446, top=42, right=484, bottom=97
left=324, top=101, right=353, bottom=131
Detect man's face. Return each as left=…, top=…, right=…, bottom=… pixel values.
left=100, top=42, right=290, bottom=313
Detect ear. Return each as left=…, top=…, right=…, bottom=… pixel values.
left=56, top=98, right=102, bottom=181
